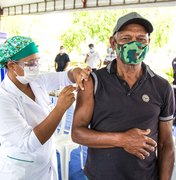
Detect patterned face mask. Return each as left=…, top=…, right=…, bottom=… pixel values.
left=115, top=41, right=149, bottom=65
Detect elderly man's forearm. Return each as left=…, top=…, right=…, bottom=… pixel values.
left=159, top=144, right=175, bottom=180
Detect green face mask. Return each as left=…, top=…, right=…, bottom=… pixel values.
left=115, top=41, right=149, bottom=65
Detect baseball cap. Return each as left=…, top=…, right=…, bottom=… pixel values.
left=113, top=12, right=153, bottom=35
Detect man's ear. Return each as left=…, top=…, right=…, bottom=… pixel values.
left=109, top=36, right=116, bottom=50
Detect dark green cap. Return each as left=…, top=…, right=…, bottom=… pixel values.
left=113, top=12, right=153, bottom=35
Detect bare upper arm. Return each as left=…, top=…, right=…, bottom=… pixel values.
left=73, top=76, right=94, bottom=129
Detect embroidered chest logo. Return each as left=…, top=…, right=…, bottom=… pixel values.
left=142, top=94, right=150, bottom=102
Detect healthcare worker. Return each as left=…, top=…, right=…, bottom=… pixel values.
left=0, top=36, right=90, bottom=180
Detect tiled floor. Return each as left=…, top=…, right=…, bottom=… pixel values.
left=57, top=146, right=87, bottom=180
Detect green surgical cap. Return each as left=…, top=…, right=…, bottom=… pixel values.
left=0, top=36, right=39, bottom=68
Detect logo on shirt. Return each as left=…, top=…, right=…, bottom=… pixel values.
left=142, top=94, right=150, bottom=102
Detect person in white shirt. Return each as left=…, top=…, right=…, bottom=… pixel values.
left=104, top=46, right=117, bottom=65
left=84, top=43, right=102, bottom=70
left=0, top=36, right=91, bottom=180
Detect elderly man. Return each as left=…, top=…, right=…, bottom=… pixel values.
left=72, top=12, right=175, bottom=180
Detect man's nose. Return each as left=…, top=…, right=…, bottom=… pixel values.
left=131, top=36, right=137, bottom=41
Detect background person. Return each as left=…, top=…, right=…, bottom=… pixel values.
left=54, top=46, right=70, bottom=72
left=104, top=36, right=117, bottom=66
left=172, top=57, right=176, bottom=86
left=72, top=12, right=175, bottom=180
left=84, top=43, right=102, bottom=71
left=103, top=45, right=117, bottom=66
left=0, top=36, right=90, bottom=180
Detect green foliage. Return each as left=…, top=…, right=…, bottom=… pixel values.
left=149, top=10, right=174, bottom=50
left=60, top=26, right=85, bottom=53
left=1, top=7, right=175, bottom=74
left=59, top=8, right=175, bottom=53
left=2, top=7, right=175, bottom=54
left=59, top=10, right=129, bottom=53
left=164, top=67, right=174, bottom=84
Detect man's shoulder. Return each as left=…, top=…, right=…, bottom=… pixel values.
left=172, top=57, right=176, bottom=62
left=62, top=53, right=70, bottom=58
left=55, top=53, right=61, bottom=59
left=147, top=67, right=172, bottom=90
left=93, top=67, right=108, bottom=76
left=63, top=53, right=69, bottom=56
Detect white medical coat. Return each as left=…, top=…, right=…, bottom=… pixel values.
left=0, top=72, right=73, bottom=180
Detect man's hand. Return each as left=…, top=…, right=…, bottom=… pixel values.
left=122, top=128, right=157, bottom=160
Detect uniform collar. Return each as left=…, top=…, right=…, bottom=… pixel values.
left=1, top=74, right=41, bottom=105
left=2, top=74, right=23, bottom=97
left=106, top=59, right=155, bottom=79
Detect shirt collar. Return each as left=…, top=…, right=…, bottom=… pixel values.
left=106, top=59, right=155, bottom=79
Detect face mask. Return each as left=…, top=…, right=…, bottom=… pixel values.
left=89, top=48, right=94, bottom=53
left=15, top=65, right=39, bottom=84
left=115, top=41, right=149, bottom=65
left=109, top=47, right=113, bottom=53
left=60, top=49, right=64, bottom=54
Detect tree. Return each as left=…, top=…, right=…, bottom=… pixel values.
left=59, top=8, right=174, bottom=54
left=59, top=10, right=128, bottom=53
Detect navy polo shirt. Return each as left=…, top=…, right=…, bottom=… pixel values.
left=55, top=53, right=70, bottom=72
left=84, top=59, right=174, bottom=180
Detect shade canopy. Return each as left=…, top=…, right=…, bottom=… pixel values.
left=0, top=0, right=176, bottom=16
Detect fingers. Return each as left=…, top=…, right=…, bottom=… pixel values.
left=126, top=144, right=155, bottom=160
left=80, top=67, right=91, bottom=81
left=124, top=128, right=157, bottom=160
left=60, top=85, right=76, bottom=94
left=58, top=85, right=76, bottom=103
left=124, top=148, right=149, bottom=160
left=76, top=75, right=85, bottom=91
left=144, top=142, right=155, bottom=152
left=135, top=139, right=156, bottom=160
left=145, top=136, right=157, bottom=148
left=137, top=149, right=150, bottom=160
left=138, top=128, right=157, bottom=147
left=76, top=67, right=92, bottom=90
left=137, top=143, right=156, bottom=160
left=136, top=153, right=145, bottom=160
left=136, top=128, right=157, bottom=148
left=57, top=86, right=76, bottom=110
left=140, top=128, right=151, bottom=135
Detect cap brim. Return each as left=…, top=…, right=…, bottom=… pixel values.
left=117, top=18, right=153, bottom=34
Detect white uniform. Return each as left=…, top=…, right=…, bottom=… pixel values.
left=0, top=72, right=73, bottom=180
left=87, top=51, right=100, bottom=69
left=104, top=52, right=117, bottom=62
